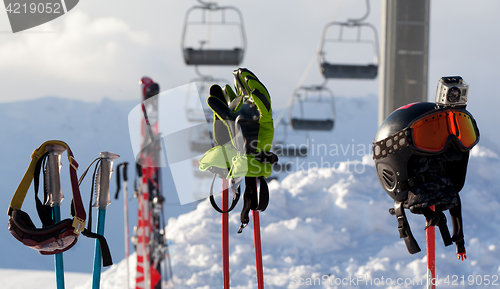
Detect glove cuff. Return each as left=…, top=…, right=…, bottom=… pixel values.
left=199, top=144, right=238, bottom=178
left=229, top=154, right=273, bottom=178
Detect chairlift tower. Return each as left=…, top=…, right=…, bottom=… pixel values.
left=378, top=0, right=430, bottom=125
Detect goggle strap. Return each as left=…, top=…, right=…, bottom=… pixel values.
left=8, top=141, right=87, bottom=230
left=373, top=128, right=411, bottom=160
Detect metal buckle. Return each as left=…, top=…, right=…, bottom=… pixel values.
left=68, top=156, right=79, bottom=171
left=72, top=217, right=86, bottom=235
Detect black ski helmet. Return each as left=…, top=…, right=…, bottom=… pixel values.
left=373, top=102, right=478, bottom=202
left=373, top=102, right=480, bottom=255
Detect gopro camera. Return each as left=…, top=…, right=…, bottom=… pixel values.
left=435, top=76, right=469, bottom=107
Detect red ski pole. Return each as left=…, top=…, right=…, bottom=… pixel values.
left=222, top=179, right=230, bottom=289
left=426, top=205, right=436, bottom=289
left=253, top=211, right=264, bottom=289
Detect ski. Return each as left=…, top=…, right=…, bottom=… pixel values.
left=134, top=77, right=173, bottom=289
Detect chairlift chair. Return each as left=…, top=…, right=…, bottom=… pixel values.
left=318, top=0, right=379, bottom=80
left=181, top=2, right=246, bottom=66
left=289, top=85, right=336, bottom=132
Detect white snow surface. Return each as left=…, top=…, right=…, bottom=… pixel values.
left=73, top=146, right=500, bottom=289
left=2, top=95, right=500, bottom=288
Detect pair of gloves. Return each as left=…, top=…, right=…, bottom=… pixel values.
left=199, top=68, right=277, bottom=181
left=199, top=68, right=278, bottom=232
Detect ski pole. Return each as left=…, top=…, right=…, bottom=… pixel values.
left=253, top=211, right=264, bottom=289
left=427, top=205, right=436, bottom=289
left=115, top=162, right=130, bottom=289
left=251, top=178, right=265, bottom=289
left=45, top=144, right=67, bottom=289
left=222, top=179, right=230, bottom=289
left=92, top=152, right=120, bottom=289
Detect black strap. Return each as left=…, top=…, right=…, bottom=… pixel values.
left=238, top=177, right=270, bottom=234
left=81, top=229, right=113, bottom=267
left=449, top=195, right=465, bottom=250
left=256, top=177, right=269, bottom=211
left=209, top=174, right=240, bottom=214
left=436, top=211, right=453, bottom=246
left=80, top=158, right=113, bottom=267
left=391, top=201, right=421, bottom=254
left=114, top=162, right=128, bottom=200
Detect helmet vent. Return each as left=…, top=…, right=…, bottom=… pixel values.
left=382, top=169, right=396, bottom=188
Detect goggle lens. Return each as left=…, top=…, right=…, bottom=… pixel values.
left=454, top=112, right=478, bottom=147
left=411, top=110, right=478, bottom=152
left=412, top=112, right=449, bottom=152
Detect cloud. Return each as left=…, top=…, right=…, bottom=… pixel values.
left=0, top=11, right=151, bottom=92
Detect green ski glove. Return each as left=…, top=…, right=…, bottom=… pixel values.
left=198, top=67, right=278, bottom=232
left=229, top=68, right=277, bottom=178
left=199, top=68, right=277, bottom=178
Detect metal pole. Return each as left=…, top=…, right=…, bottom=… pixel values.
left=121, top=163, right=131, bottom=289
left=427, top=205, right=436, bottom=289
left=222, top=179, right=230, bottom=289
left=253, top=210, right=264, bottom=289
left=92, top=152, right=120, bottom=289
left=45, top=144, right=67, bottom=289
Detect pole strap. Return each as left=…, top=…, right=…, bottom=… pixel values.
left=209, top=173, right=240, bottom=213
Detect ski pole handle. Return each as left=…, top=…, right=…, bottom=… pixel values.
left=94, top=152, right=120, bottom=209
left=45, top=145, right=66, bottom=206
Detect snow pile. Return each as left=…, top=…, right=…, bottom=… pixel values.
left=82, top=145, right=500, bottom=289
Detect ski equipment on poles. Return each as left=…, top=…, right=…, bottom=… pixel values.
left=8, top=140, right=86, bottom=255
left=199, top=68, right=277, bottom=288
left=79, top=151, right=119, bottom=288
left=373, top=76, right=479, bottom=258
left=199, top=68, right=278, bottom=229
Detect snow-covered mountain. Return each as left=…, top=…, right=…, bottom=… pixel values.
left=1, top=95, right=499, bottom=289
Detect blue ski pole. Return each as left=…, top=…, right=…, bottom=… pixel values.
left=92, top=151, right=120, bottom=289
left=46, top=144, right=67, bottom=289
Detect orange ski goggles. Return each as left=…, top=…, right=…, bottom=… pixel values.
left=373, top=108, right=479, bottom=160
left=409, top=109, right=479, bottom=153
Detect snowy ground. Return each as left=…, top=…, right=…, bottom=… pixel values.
left=2, top=96, right=500, bottom=288
left=77, top=146, right=500, bottom=289
left=0, top=269, right=90, bottom=289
